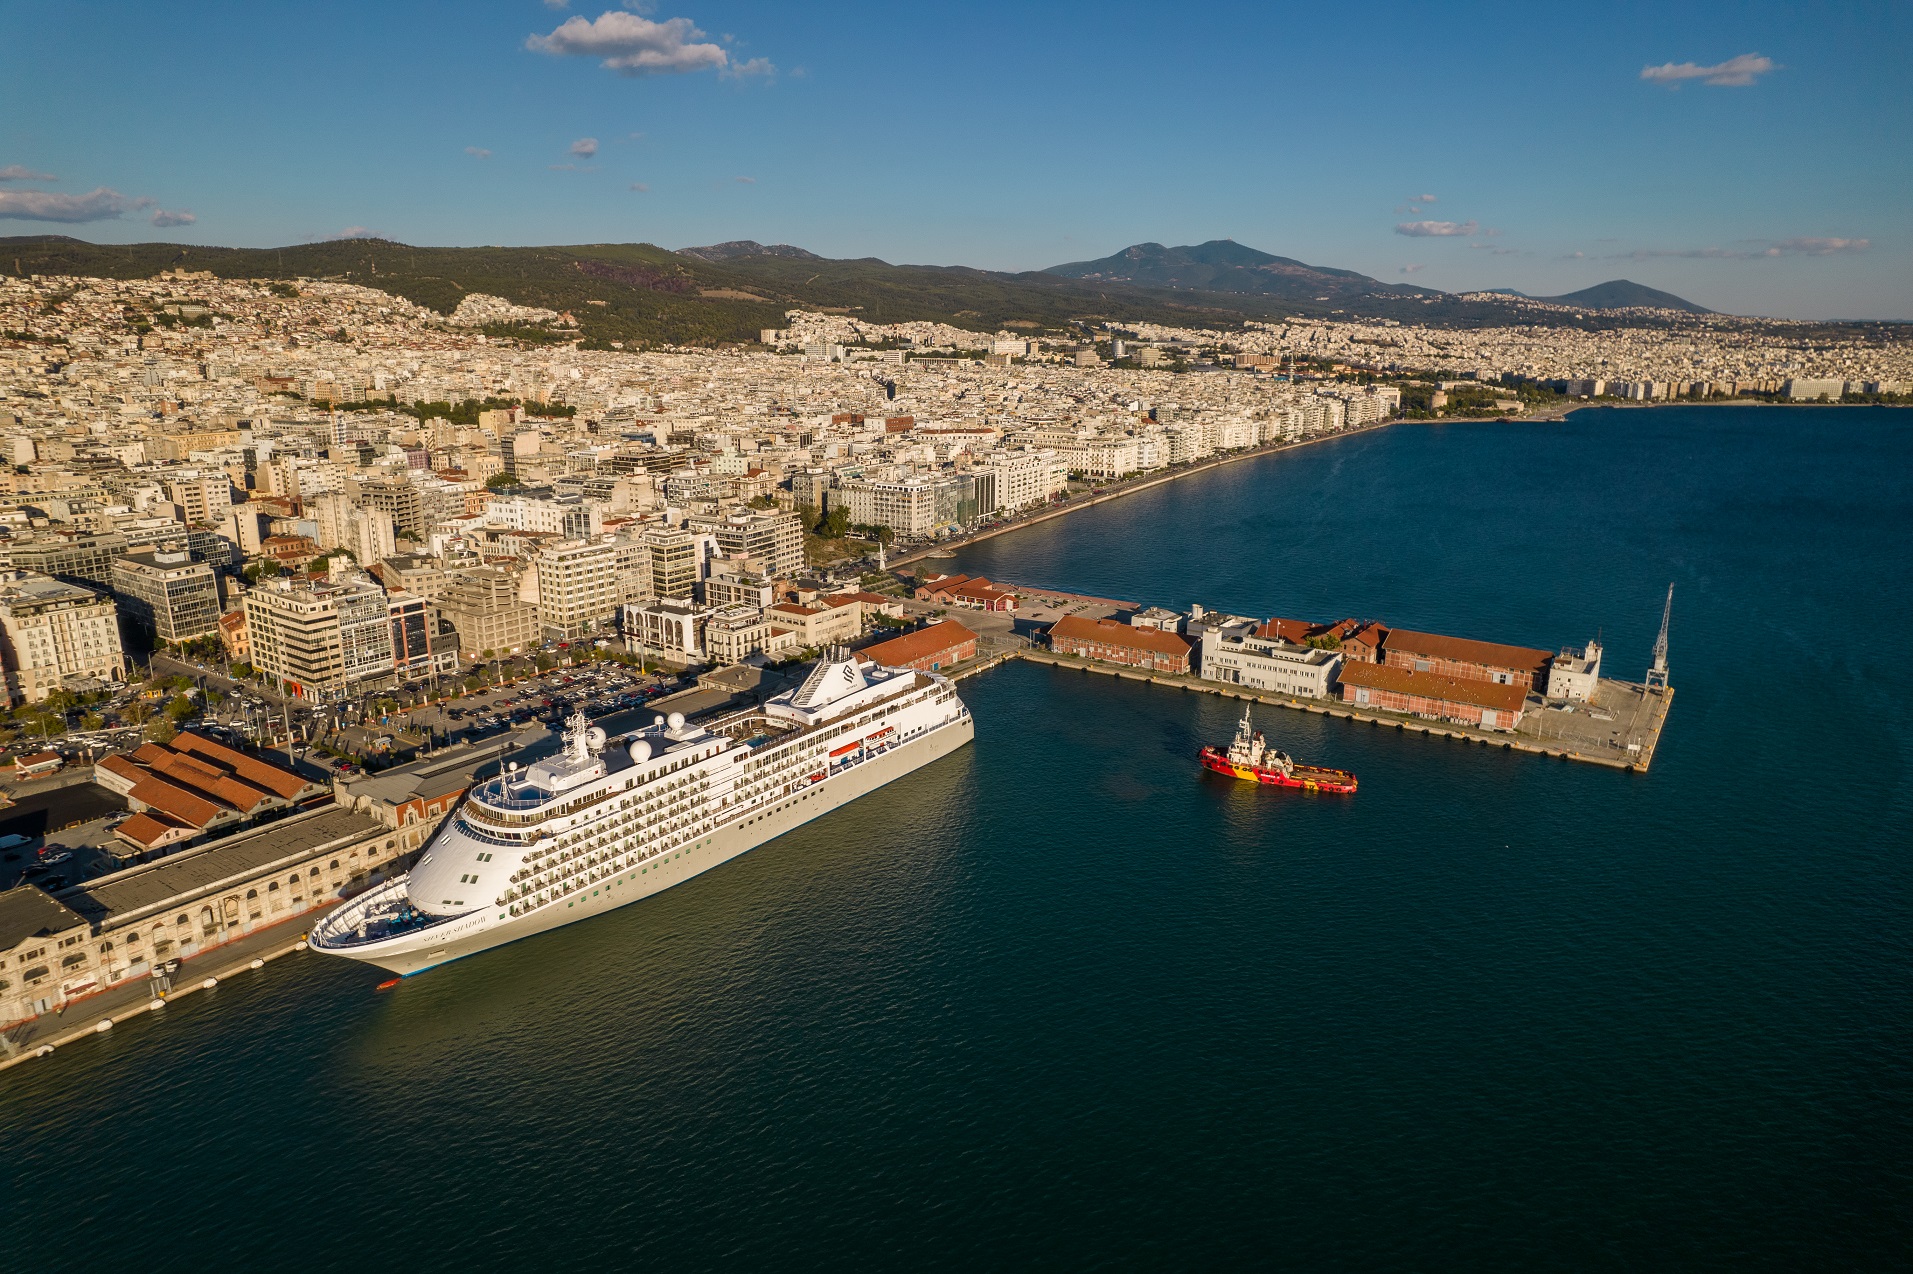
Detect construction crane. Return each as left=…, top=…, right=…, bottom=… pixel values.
left=1645, top=583, right=1673, bottom=693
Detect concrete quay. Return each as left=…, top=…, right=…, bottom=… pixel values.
left=0, top=914, right=316, bottom=1075
left=1008, top=649, right=1674, bottom=773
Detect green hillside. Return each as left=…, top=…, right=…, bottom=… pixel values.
left=0, top=235, right=1733, bottom=346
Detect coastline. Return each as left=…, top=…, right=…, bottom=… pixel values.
left=892, top=398, right=1905, bottom=567
left=888, top=418, right=1402, bottom=569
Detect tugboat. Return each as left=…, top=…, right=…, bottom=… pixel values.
left=1199, top=706, right=1358, bottom=793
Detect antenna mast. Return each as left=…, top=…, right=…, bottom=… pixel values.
left=1645, top=583, right=1673, bottom=693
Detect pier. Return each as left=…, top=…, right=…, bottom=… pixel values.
left=948, top=645, right=1673, bottom=773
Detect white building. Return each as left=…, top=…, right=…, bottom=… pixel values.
left=1198, top=622, right=1342, bottom=699
left=0, top=571, right=126, bottom=704
left=1545, top=639, right=1602, bottom=702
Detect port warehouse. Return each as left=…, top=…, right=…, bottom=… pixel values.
left=1038, top=604, right=1590, bottom=732
left=0, top=738, right=498, bottom=1034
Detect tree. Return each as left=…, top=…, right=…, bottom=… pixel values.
left=485, top=472, right=523, bottom=491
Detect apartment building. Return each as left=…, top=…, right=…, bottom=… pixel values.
left=435, top=567, right=539, bottom=658
left=535, top=537, right=637, bottom=641
left=691, top=508, right=804, bottom=580
left=111, top=548, right=221, bottom=644
left=640, top=525, right=713, bottom=602
left=242, top=575, right=394, bottom=701
left=0, top=571, right=126, bottom=704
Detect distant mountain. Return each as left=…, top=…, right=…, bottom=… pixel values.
left=1530, top=279, right=1710, bottom=314
left=677, top=240, right=821, bottom=263
left=1046, top=239, right=1435, bottom=304
left=1, top=235, right=1734, bottom=348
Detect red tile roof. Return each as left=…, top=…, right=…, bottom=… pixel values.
left=127, top=774, right=225, bottom=827
left=115, top=811, right=197, bottom=851
left=1383, top=628, right=1552, bottom=674
left=1338, top=660, right=1528, bottom=713
left=1051, top=614, right=1192, bottom=657
left=170, top=732, right=314, bottom=799
left=860, top=620, right=977, bottom=668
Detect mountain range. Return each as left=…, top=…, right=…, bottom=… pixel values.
left=1, top=233, right=1716, bottom=350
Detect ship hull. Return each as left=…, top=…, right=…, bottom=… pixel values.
left=324, top=714, right=975, bottom=976
left=1197, top=746, right=1357, bottom=794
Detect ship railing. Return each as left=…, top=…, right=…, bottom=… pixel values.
left=469, top=776, right=553, bottom=811
left=311, top=880, right=466, bottom=950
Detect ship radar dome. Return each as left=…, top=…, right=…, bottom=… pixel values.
left=630, top=740, right=652, bottom=761
left=667, top=711, right=686, bottom=731
left=585, top=726, right=607, bottom=751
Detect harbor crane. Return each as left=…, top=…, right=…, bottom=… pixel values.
left=1645, top=583, right=1673, bottom=693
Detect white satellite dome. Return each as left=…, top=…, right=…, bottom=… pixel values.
left=666, top=711, right=686, bottom=730
left=584, top=725, right=607, bottom=751
left=629, top=739, right=652, bottom=761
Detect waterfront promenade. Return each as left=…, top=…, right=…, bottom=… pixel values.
left=889, top=418, right=1399, bottom=570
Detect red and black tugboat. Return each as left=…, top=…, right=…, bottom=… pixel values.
left=1199, top=705, right=1358, bottom=794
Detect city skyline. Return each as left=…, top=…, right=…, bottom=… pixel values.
left=2, top=0, right=1908, bottom=320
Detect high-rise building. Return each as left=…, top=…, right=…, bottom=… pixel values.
left=535, top=538, right=635, bottom=642
left=640, top=526, right=712, bottom=603
left=0, top=571, right=125, bottom=704
left=692, top=509, right=803, bottom=580
left=242, top=576, right=394, bottom=701
left=111, top=548, right=221, bottom=644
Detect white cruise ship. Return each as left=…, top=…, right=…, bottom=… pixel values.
left=310, top=650, right=973, bottom=975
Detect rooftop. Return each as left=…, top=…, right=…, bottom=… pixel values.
left=58, top=805, right=387, bottom=928
left=0, top=883, right=89, bottom=952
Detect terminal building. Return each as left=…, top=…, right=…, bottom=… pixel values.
left=0, top=805, right=421, bottom=1031
left=1197, top=620, right=1343, bottom=698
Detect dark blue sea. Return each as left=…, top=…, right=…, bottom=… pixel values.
left=4, top=406, right=1908, bottom=1270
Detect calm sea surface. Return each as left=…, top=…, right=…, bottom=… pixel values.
left=4, top=406, right=1908, bottom=1270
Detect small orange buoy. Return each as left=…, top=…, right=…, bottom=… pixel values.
left=375, top=978, right=400, bottom=991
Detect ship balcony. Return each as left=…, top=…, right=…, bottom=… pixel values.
left=310, top=879, right=473, bottom=951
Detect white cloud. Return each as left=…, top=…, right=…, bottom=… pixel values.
left=465, top=146, right=493, bottom=159
left=629, top=182, right=649, bottom=192
left=1395, top=219, right=1478, bottom=237
left=570, top=137, right=599, bottom=158
left=1641, top=53, right=1776, bottom=88
left=1416, top=193, right=1437, bottom=203
left=721, top=56, right=775, bottom=79
left=544, top=0, right=570, bottom=8
left=150, top=209, right=195, bottom=228
left=325, top=226, right=379, bottom=241
left=1774, top=237, right=1868, bottom=255
left=734, top=175, right=756, bottom=184
left=0, top=187, right=131, bottom=223
left=0, top=165, right=57, bottom=183
left=527, top=11, right=730, bottom=77
left=1399, top=264, right=1425, bottom=274
left=1610, top=237, right=1868, bottom=260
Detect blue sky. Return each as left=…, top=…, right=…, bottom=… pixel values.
left=3, top=1, right=1907, bottom=319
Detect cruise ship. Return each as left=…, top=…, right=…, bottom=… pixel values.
left=310, top=650, right=973, bottom=975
